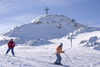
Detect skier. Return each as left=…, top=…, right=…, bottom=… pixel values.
left=6, top=39, right=15, bottom=56
left=54, top=43, right=64, bottom=65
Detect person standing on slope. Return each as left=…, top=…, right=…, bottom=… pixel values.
left=6, top=39, right=15, bottom=56
left=54, top=43, right=64, bottom=65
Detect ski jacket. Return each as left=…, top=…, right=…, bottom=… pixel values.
left=8, top=41, right=15, bottom=48
left=56, top=46, right=64, bottom=55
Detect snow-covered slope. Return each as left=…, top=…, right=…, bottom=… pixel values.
left=56, top=26, right=100, bottom=50
left=0, top=14, right=100, bottom=67
left=0, top=14, right=84, bottom=46
left=0, top=33, right=100, bottom=67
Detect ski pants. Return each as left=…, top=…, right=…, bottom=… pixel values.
left=55, top=54, right=62, bottom=63
left=6, top=48, right=15, bottom=56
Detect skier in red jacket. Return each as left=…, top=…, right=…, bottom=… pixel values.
left=6, top=39, right=15, bottom=56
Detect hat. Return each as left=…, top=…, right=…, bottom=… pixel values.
left=60, top=43, right=63, bottom=46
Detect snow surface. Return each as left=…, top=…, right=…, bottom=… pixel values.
left=0, top=15, right=83, bottom=46
left=0, top=15, right=100, bottom=67
left=0, top=31, right=100, bottom=67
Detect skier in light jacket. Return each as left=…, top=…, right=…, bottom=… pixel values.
left=54, top=43, right=64, bottom=65
left=6, top=39, right=15, bottom=56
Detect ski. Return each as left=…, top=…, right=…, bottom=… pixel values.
left=49, top=63, right=70, bottom=67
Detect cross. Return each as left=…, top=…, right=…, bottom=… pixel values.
left=44, top=7, right=50, bottom=15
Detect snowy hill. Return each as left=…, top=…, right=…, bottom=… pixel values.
left=0, top=29, right=100, bottom=67
left=59, top=26, right=100, bottom=50
left=0, top=15, right=100, bottom=67
left=0, top=14, right=84, bottom=46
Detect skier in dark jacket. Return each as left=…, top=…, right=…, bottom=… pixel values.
left=6, top=39, right=15, bottom=56
left=54, top=43, right=64, bottom=65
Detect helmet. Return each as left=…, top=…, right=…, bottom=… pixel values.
left=60, top=43, right=63, bottom=46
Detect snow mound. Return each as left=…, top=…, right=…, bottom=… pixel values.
left=31, top=14, right=83, bottom=27
left=67, top=27, right=100, bottom=39
left=79, top=36, right=100, bottom=50
left=0, top=36, right=25, bottom=46
left=0, top=14, right=84, bottom=46
left=64, top=26, right=100, bottom=50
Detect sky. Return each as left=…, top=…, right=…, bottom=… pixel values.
left=0, top=0, right=100, bottom=34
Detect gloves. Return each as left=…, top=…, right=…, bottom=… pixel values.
left=58, top=49, right=61, bottom=51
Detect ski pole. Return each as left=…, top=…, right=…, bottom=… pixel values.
left=50, top=50, right=60, bottom=57
left=50, top=52, right=56, bottom=57
left=64, top=53, right=72, bottom=62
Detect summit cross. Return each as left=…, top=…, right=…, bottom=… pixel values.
left=44, top=7, right=50, bottom=15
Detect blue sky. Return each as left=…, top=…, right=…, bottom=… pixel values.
left=0, top=0, right=100, bottom=34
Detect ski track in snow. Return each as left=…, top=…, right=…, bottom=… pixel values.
left=0, top=44, right=70, bottom=67
left=0, top=43, right=100, bottom=67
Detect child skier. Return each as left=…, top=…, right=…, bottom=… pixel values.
left=6, top=39, right=15, bottom=56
